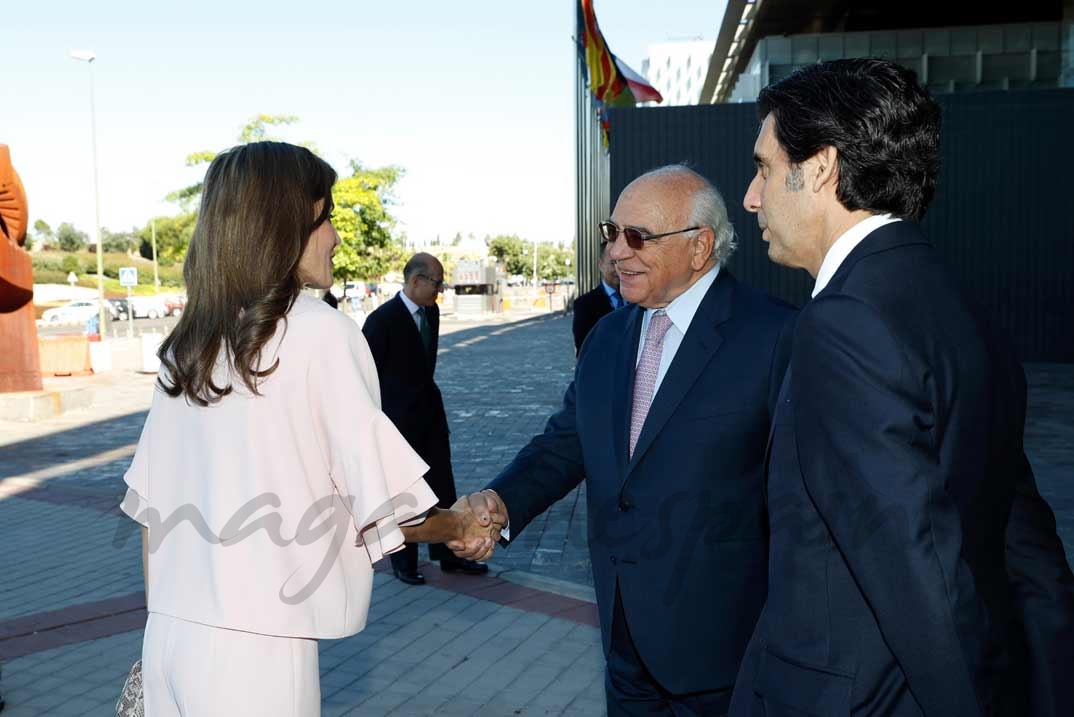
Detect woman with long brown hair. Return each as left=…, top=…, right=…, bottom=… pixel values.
left=119, top=142, right=496, bottom=714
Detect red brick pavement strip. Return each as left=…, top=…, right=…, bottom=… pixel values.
left=1, top=488, right=599, bottom=660
left=373, top=559, right=599, bottom=627
left=0, top=593, right=147, bottom=661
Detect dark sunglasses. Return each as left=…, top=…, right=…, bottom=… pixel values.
left=599, top=220, right=702, bottom=250
left=418, top=273, right=445, bottom=290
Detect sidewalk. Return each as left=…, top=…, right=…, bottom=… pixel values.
left=0, top=311, right=608, bottom=716
left=1, top=310, right=1071, bottom=715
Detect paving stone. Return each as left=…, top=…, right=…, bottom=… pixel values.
left=2, top=315, right=1068, bottom=717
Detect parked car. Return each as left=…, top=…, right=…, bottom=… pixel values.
left=344, top=281, right=371, bottom=298
left=105, top=298, right=130, bottom=321
left=377, top=282, right=403, bottom=297
left=164, top=294, right=187, bottom=317
left=41, top=300, right=100, bottom=324
left=128, top=295, right=169, bottom=320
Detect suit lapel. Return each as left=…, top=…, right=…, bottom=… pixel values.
left=623, top=273, right=734, bottom=480
left=390, top=295, right=432, bottom=374
left=613, top=306, right=644, bottom=478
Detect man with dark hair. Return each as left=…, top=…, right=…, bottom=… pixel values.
left=456, top=165, right=794, bottom=715
left=730, top=58, right=1074, bottom=716
left=572, top=240, right=625, bottom=356
left=362, top=253, right=488, bottom=584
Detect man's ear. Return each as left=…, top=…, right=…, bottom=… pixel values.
left=690, top=227, right=716, bottom=270
left=812, top=145, right=839, bottom=193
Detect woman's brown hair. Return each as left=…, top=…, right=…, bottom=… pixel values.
left=158, top=141, right=337, bottom=405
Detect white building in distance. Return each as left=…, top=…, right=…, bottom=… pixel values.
left=641, top=39, right=714, bottom=106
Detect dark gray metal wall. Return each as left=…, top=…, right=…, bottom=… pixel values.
left=607, top=89, right=1074, bottom=362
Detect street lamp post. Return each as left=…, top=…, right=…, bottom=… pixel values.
left=68, top=49, right=106, bottom=337
left=532, top=240, right=538, bottom=288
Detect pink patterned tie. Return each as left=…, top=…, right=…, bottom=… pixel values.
left=630, top=310, right=672, bottom=458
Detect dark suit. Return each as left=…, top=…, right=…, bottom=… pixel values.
left=489, top=271, right=794, bottom=709
left=362, top=294, right=456, bottom=567
left=572, top=283, right=616, bottom=356
left=731, top=222, right=1074, bottom=716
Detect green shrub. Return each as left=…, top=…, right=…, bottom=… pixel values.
left=31, top=254, right=64, bottom=272
left=33, top=269, right=68, bottom=284
left=60, top=255, right=82, bottom=274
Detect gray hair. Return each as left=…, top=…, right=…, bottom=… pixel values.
left=643, top=164, right=738, bottom=265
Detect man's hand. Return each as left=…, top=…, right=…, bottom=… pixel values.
left=445, top=491, right=509, bottom=562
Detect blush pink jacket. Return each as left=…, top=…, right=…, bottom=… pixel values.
left=121, top=293, right=436, bottom=639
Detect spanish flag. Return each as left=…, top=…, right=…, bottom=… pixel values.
left=578, top=0, right=663, bottom=108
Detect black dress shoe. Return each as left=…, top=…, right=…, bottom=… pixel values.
left=440, top=557, right=489, bottom=575
left=393, top=568, right=426, bottom=585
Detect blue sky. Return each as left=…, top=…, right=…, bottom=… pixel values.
left=2, top=0, right=726, bottom=248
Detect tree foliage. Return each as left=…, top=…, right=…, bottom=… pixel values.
left=137, top=213, right=197, bottom=265
left=33, top=219, right=52, bottom=241
left=101, top=227, right=138, bottom=254
left=331, top=161, right=407, bottom=281
left=487, top=234, right=529, bottom=275
left=486, top=234, right=574, bottom=281
left=152, top=115, right=406, bottom=277
left=539, top=244, right=575, bottom=280
left=56, top=222, right=88, bottom=252
left=166, top=114, right=302, bottom=210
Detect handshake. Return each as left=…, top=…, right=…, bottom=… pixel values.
left=443, top=491, right=509, bottom=563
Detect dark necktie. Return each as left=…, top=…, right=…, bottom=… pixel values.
left=612, top=290, right=624, bottom=309
left=417, top=307, right=433, bottom=354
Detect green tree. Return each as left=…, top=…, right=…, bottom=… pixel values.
left=539, top=244, right=575, bottom=280
left=331, top=161, right=406, bottom=281
left=487, top=234, right=529, bottom=275
left=101, top=227, right=138, bottom=254
left=167, top=114, right=302, bottom=210
left=56, top=222, right=88, bottom=252
left=33, top=219, right=52, bottom=247
left=137, top=213, right=197, bottom=264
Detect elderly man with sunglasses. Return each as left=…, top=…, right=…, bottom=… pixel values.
left=453, top=165, right=794, bottom=716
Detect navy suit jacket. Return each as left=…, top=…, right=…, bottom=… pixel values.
left=362, top=295, right=453, bottom=491
left=731, top=222, right=1074, bottom=716
left=572, top=284, right=615, bottom=356
left=489, top=271, right=795, bottom=694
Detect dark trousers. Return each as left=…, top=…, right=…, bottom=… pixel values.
left=606, top=586, right=731, bottom=717
left=390, top=424, right=457, bottom=570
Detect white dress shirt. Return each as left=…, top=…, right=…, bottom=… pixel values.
left=495, top=266, right=720, bottom=540
left=398, top=290, right=424, bottom=329
left=635, top=264, right=721, bottom=398
left=812, top=214, right=900, bottom=297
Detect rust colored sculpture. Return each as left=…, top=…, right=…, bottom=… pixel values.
left=0, top=144, right=43, bottom=392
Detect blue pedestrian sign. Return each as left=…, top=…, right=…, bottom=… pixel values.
left=119, top=267, right=138, bottom=287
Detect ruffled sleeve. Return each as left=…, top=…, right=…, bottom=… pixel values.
left=309, top=315, right=437, bottom=563
left=120, top=399, right=155, bottom=528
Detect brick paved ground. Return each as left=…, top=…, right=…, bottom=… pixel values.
left=0, top=310, right=1071, bottom=715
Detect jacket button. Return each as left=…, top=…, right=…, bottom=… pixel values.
left=610, top=556, right=617, bottom=565
left=618, top=498, right=634, bottom=512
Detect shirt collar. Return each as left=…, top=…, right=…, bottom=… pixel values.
left=812, top=214, right=899, bottom=298
left=644, top=263, right=720, bottom=335
left=398, top=290, right=421, bottom=315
